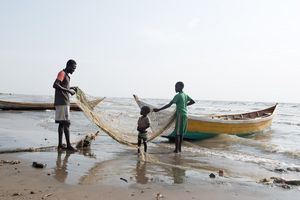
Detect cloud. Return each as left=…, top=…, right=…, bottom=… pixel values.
left=187, top=18, right=202, bottom=29
left=138, top=28, right=187, bottom=45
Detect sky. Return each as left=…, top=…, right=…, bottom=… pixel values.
left=0, top=0, right=300, bottom=103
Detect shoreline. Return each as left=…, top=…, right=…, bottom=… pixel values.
left=1, top=152, right=299, bottom=200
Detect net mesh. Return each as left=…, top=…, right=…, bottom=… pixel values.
left=75, top=88, right=176, bottom=147
left=1, top=88, right=197, bottom=171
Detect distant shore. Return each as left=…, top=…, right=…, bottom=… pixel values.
left=1, top=153, right=299, bottom=200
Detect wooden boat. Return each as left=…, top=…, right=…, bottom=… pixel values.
left=173, top=103, right=278, bottom=140
left=0, top=98, right=104, bottom=111
left=133, top=95, right=277, bottom=140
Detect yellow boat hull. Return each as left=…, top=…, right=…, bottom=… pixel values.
left=165, top=104, right=277, bottom=140
left=189, top=117, right=272, bottom=135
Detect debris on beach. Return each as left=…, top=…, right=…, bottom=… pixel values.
left=209, top=173, right=216, bottom=178
left=12, top=192, right=21, bottom=196
left=259, top=177, right=300, bottom=188
left=0, top=146, right=56, bottom=154
left=287, top=167, right=300, bottom=172
left=156, top=193, right=163, bottom=199
left=285, top=180, right=300, bottom=186
left=259, top=178, right=269, bottom=184
left=41, top=193, right=53, bottom=199
left=271, top=177, right=286, bottom=184
left=270, top=167, right=300, bottom=173
left=274, top=168, right=287, bottom=173
left=218, top=169, right=224, bottom=177
left=281, top=184, right=291, bottom=189
left=32, top=162, right=46, bottom=168
left=120, top=177, right=128, bottom=183
left=44, top=193, right=53, bottom=197
left=1, top=160, right=20, bottom=165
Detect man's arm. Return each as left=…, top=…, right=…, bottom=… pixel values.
left=70, top=86, right=78, bottom=92
left=53, top=80, right=75, bottom=95
left=153, top=101, right=173, bottom=112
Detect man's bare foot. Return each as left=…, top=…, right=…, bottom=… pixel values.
left=57, top=144, right=67, bottom=151
left=66, top=146, right=77, bottom=152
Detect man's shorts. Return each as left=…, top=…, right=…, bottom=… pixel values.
left=55, top=105, right=70, bottom=125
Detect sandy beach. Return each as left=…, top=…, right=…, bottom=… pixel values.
left=1, top=96, right=300, bottom=200
left=1, top=152, right=299, bottom=200
left=1, top=98, right=300, bottom=200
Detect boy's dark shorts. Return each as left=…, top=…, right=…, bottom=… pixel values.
left=138, top=132, right=148, bottom=141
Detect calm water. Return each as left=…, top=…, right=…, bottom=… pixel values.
left=0, top=93, right=300, bottom=187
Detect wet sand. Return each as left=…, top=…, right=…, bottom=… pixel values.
left=1, top=153, right=299, bottom=200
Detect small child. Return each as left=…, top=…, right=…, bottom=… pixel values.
left=137, top=106, right=151, bottom=153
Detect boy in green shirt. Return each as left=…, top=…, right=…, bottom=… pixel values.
left=153, top=81, right=195, bottom=153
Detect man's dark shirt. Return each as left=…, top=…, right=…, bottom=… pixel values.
left=54, top=70, right=70, bottom=105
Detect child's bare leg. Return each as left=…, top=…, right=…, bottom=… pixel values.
left=143, top=140, right=147, bottom=153
left=138, top=139, right=142, bottom=153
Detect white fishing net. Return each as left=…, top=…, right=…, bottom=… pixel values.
left=75, top=88, right=176, bottom=147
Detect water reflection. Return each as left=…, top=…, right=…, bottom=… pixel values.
left=52, top=148, right=187, bottom=185
left=171, top=154, right=185, bottom=184
left=135, top=160, right=148, bottom=184
left=133, top=153, right=187, bottom=185
left=77, top=147, right=96, bottom=159
left=53, top=150, right=73, bottom=182
left=53, top=147, right=96, bottom=183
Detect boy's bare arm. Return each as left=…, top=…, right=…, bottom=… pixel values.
left=153, top=102, right=173, bottom=112
left=146, top=123, right=150, bottom=129
left=187, top=98, right=195, bottom=106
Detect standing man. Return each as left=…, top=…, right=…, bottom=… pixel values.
left=53, top=59, right=77, bottom=151
left=153, top=81, right=195, bottom=153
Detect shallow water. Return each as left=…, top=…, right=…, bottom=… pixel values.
left=0, top=94, right=300, bottom=188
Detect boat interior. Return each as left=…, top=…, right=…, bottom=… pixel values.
left=211, top=104, right=277, bottom=120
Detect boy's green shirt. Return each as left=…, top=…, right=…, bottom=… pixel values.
left=171, top=92, right=191, bottom=116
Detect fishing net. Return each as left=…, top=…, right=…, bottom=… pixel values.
left=0, top=88, right=202, bottom=173
left=75, top=88, right=176, bottom=148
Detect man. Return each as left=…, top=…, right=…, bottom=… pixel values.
left=153, top=81, right=195, bottom=153
left=53, top=59, right=77, bottom=151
